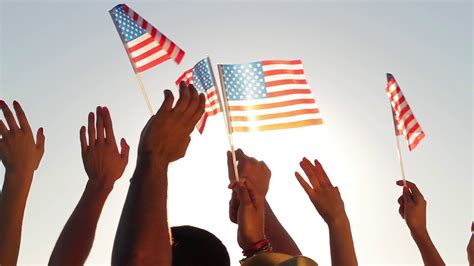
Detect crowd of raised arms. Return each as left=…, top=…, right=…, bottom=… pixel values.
left=0, top=83, right=472, bottom=266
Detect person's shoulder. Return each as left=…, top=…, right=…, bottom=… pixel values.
left=241, top=252, right=317, bottom=266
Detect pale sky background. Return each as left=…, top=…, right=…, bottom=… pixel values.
left=0, top=0, right=472, bottom=265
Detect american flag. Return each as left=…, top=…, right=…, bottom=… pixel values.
left=176, top=57, right=221, bottom=133
left=219, top=60, right=323, bottom=132
left=386, top=73, right=425, bottom=151
left=109, top=4, right=185, bottom=73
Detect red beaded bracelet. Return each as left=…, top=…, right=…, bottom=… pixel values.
left=242, top=239, right=272, bottom=257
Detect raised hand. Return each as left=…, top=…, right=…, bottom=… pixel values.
left=0, top=100, right=44, bottom=265
left=396, top=180, right=427, bottom=234
left=49, top=106, right=129, bottom=266
left=227, top=149, right=269, bottom=250
left=227, top=149, right=271, bottom=224
left=80, top=106, right=129, bottom=188
left=0, top=100, right=45, bottom=179
left=396, top=180, right=445, bottom=265
left=137, top=82, right=205, bottom=168
left=295, top=157, right=357, bottom=266
left=295, top=158, right=346, bottom=226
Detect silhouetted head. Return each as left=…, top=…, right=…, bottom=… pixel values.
left=171, top=225, right=230, bottom=266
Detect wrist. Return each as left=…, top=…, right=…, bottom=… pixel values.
left=136, top=153, right=169, bottom=175
left=410, top=227, right=429, bottom=241
left=327, top=213, right=350, bottom=230
left=3, top=170, right=34, bottom=192
left=86, top=179, right=114, bottom=195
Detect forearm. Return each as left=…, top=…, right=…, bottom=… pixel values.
left=0, top=171, right=33, bottom=265
left=112, top=162, right=171, bottom=266
left=264, top=200, right=301, bottom=256
left=49, top=180, right=112, bottom=266
left=411, top=229, right=445, bottom=266
left=327, top=215, right=358, bottom=266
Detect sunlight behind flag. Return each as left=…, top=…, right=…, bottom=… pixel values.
left=218, top=60, right=323, bottom=132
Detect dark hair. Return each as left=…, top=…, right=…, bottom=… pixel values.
left=171, top=225, right=230, bottom=266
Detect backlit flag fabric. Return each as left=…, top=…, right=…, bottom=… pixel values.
left=176, top=57, right=221, bottom=133
left=219, top=60, right=323, bottom=132
left=109, top=4, right=185, bottom=73
left=386, top=73, right=425, bottom=151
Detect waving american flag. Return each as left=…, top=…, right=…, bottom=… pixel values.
left=176, top=57, right=221, bottom=133
left=386, top=73, right=425, bottom=151
left=109, top=4, right=185, bottom=73
left=218, top=60, right=323, bottom=132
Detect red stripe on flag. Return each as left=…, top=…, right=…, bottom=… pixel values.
left=262, top=60, right=302, bottom=65
left=123, top=4, right=129, bottom=13
left=175, top=69, right=193, bottom=85
left=267, top=89, right=311, bottom=98
left=141, top=20, right=148, bottom=29
left=266, top=79, right=307, bottom=87
left=263, top=69, right=305, bottom=76
left=175, top=49, right=185, bottom=64
left=408, top=133, right=425, bottom=151
left=132, top=44, right=165, bottom=63
left=136, top=55, right=170, bottom=73
left=128, top=36, right=154, bottom=53
left=132, top=13, right=138, bottom=21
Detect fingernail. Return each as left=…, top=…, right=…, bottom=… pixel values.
left=0, top=100, right=5, bottom=107
left=13, top=100, right=19, bottom=106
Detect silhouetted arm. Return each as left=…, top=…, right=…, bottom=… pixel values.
left=0, top=101, right=45, bottom=265
left=396, top=180, right=445, bottom=266
left=49, top=107, right=129, bottom=265
left=295, top=158, right=357, bottom=266
left=112, top=84, right=205, bottom=265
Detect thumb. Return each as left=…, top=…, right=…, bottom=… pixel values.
left=157, top=90, right=174, bottom=113
left=120, top=138, right=130, bottom=163
left=36, top=127, right=45, bottom=153
left=235, top=181, right=252, bottom=206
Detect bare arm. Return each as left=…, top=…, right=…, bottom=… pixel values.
left=397, top=180, right=445, bottom=266
left=295, top=158, right=357, bottom=266
left=112, top=84, right=205, bottom=265
left=49, top=107, right=129, bottom=265
left=264, top=200, right=302, bottom=256
left=0, top=101, right=45, bottom=265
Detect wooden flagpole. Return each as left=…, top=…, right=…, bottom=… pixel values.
left=217, top=64, right=240, bottom=182
left=135, top=74, right=154, bottom=116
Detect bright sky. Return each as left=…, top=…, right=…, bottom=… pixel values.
left=0, top=1, right=472, bottom=265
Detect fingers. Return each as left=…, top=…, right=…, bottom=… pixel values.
left=120, top=138, right=130, bottom=163
left=396, top=180, right=424, bottom=203
left=36, top=127, right=45, bottom=153
left=88, top=112, right=96, bottom=147
left=185, top=84, right=199, bottom=115
left=397, top=195, right=405, bottom=218
left=190, top=93, right=206, bottom=125
left=0, top=120, right=7, bottom=136
left=295, top=171, right=314, bottom=196
left=157, top=90, right=174, bottom=114
left=174, top=82, right=191, bottom=113
left=12, top=101, right=32, bottom=132
left=314, top=159, right=333, bottom=187
left=402, top=186, right=413, bottom=205
left=235, top=148, right=249, bottom=161
left=96, top=107, right=105, bottom=144
left=299, top=158, right=320, bottom=189
left=0, top=100, right=19, bottom=131
left=227, top=151, right=236, bottom=182
left=80, top=126, right=87, bottom=155
left=102, top=107, right=116, bottom=144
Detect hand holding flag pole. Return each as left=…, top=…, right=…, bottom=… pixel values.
left=218, top=64, right=240, bottom=182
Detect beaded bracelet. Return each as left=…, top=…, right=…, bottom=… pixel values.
left=241, top=239, right=273, bottom=262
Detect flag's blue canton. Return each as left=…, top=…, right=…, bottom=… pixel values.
left=222, top=62, right=267, bottom=101
left=192, top=58, right=214, bottom=93
left=111, top=5, right=145, bottom=42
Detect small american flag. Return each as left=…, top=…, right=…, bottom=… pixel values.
left=109, top=4, right=185, bottom=73
left=176, top=57, right=221, bottom=133
left=386, top=73, right=425, bottom=151
left=219, top=60, right=323, bottom=132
